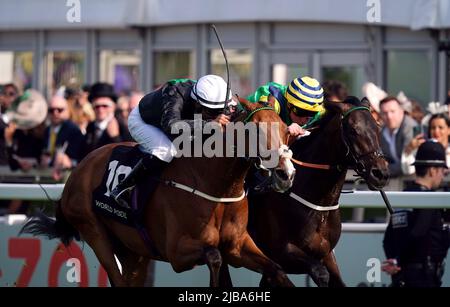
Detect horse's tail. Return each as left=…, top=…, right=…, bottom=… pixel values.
left=19, top=200, right=80, bottom=246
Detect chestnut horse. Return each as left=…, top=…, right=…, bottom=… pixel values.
left=220, top=97, right=389, bottom=287
left=21, top=98, right=297, bottom=287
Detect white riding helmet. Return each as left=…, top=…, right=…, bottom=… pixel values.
left=190, top=74, right=232, bottom=109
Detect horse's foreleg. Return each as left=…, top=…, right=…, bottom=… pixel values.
left=283, top=243, right=329, bottom=287
left=322, top=251, right=346, bottom=287
left=116, top=251, right=150, bottom=287
left=225, top=233, right=294, bottom=287
left=203, top=246, right=222, bottom=287
left=167, top=237, right=216, bottom=274
left=218, top=261, right=233, bottom=287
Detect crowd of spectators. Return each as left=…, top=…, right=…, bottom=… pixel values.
left=0, top=81, right=143, bottom=214
left=0, top=78, right=448, bottom=214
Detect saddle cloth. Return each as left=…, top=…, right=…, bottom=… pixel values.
left=92, top=145, right=157, bottom=226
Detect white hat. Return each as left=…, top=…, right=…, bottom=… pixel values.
left=362, top=82, right=387, bottom=113
left=6, top=89, right=48, bottom=130
left=190, top=75, right=232, bottom=109
left=397, top=91, right=412, bottom=113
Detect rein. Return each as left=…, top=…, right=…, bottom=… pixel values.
left=290, top=105, right=371, bottom=172
left=243, top=106, right=275, bottom=124
left=155, top=105, right=279, bottom=204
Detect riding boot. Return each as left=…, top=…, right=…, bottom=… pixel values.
left=110, top=154, right=167, bottom=209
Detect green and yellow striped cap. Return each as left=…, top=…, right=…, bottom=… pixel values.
left=285, top=76, right=324, bottom=113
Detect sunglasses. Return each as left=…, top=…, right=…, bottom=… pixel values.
left=287, top=103, right=315, bottom=118
left=4, top=91, right=17, bottom=97
left=94, top=104, right=111, bottom=110
left=48, top=107, right=65, bottom=114
left=203, top=107, right=223, bottom=118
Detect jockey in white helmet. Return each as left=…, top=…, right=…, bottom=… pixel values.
left=111, top=75, right=236, bottom=208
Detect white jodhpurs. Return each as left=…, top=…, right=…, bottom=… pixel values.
left=128, top=107, right=177, bottom=162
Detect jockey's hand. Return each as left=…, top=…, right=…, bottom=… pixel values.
left=214, top=114, right=230, bottom=127
left=287, top=123, right=306, bottom=137
left=381, top=259, right=401, bottom=276
left=106, top=117, right=120, bottom=138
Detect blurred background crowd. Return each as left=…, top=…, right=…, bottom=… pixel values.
left=1, top=79, right=449, bottom=217
left=0, top=0, right=449, bottom=221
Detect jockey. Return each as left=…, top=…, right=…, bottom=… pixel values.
left=247, top=76, right=325, bottom=138
left=111, top=75, right=235, bottom=208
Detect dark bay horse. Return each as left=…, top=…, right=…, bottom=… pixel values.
left=220, top=97, right=389, bottom=287
left=21, top=99, right=297, bottom=287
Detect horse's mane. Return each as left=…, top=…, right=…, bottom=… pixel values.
left=231, top=104, right=249, bottom=123
left=291, top=105, right=338, bottom=152
left=232, top=99, right=273, bottom=123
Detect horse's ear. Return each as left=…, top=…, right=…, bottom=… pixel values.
left=266, top=95, right=276, bottom=109
left=360, top=97, right=371, bottom=108
left=324, top=100, right=347, bottom=115
left=238, top=96, right=258, bottom=111
left=343, top=96, right=361, bottom=106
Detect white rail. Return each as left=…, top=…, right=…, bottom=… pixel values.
left=0, top=184, right=449, bottom=209
left=0, top=183, right=65, bottom=201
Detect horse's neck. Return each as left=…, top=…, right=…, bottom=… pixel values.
left=293, top=120, right=348, bottom=206
left=178, top=157, right=249, bottom=198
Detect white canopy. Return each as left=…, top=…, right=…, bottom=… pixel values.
left=0, top=0, right=449, bottom=30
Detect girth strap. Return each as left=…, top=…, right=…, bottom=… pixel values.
left=162, top=180, right=246, bottom=203
left=289, top=192, right=339, bottom=211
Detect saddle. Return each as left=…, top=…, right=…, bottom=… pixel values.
left=92, top=145, right=159, bottom=226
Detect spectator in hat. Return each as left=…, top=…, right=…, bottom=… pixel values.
left=4, top=89, right=47, bottom=171
left=362, top=82, right=386, bottom=125
left=82, top=82, right=128, bottom=157
left=382, top=140, right=450, bottom=287
left=2, top=89, right=47, bottom=214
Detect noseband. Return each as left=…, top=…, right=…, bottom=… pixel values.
left=240, top=105, right=293, bottom=173
left=291, top=106, right=384, bottom=174
left=340, top=106, right=385, bottom=176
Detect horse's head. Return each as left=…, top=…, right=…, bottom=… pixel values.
left=237, top=96, right=295, bottom=192
left=325, top=96, right=389, bottom=190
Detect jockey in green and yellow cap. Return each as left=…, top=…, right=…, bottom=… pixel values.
left=247, top=76, right=325, bottom=137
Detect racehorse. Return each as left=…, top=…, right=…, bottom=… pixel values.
left=219, top=97, right=389, bottom=287
left=21, top=98, right=297, bottom=287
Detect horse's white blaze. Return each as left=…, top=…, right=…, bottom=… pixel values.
left=283, top=158, right=295, bottom=178
left=278, top=145, right=295, bottom=179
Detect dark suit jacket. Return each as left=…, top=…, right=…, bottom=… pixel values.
left=44, top=120, right=84, bottom=164
left=0, top=117, right=8, bottom=165
left=83, top=118, right=127, bottom=158
left=380, top=114, right=417, bottom=177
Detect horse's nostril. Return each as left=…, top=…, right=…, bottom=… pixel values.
left=275, top=169, right=289, bottom=181
left=371, top=168, right=384, bottom=180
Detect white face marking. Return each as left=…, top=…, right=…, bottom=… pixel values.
left=278, top=145, right=295, bottom=179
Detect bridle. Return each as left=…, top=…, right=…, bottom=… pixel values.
left=340, top=106, right=385, bottom=176
left=291, top=106, right=385, bottom=176
left=239, top=105, right=293, bottom=176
